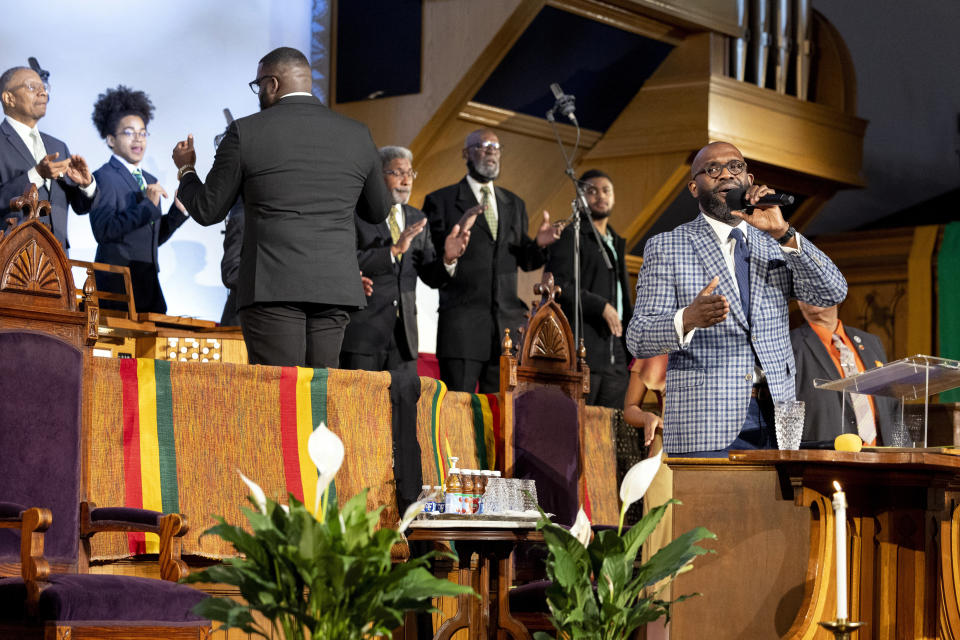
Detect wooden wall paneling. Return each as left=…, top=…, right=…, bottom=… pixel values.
left=333, top=0, right=532, bottom=149
left=547, top=0, right=686, bottom=43
left=405, top=0, right=545, bottom=157
left=907, top=225, right=940, bottom=358
left=810, top=229, right=915, bottom=361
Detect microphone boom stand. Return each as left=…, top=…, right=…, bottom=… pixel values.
left=545, top=108, right=612, bottom=356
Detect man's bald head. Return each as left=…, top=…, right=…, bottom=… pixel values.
left=690, top=142, right=743, bottom=179
left=255, top=47, right=311, bottom=110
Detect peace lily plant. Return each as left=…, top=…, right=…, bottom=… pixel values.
left=533, top=451, right=716, bottom=640
left=185, top=423, right=473, bottom=639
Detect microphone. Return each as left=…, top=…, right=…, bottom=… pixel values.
left=214, top=109, right=235, bottom=148
left=548, top=83, right=577, bottom=125
left=27, top=57, right=50, bottom=83
left=724, top=188, right=794, bottom=212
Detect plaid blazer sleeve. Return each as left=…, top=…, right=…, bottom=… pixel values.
left=625, top=233, right=685, bottom=359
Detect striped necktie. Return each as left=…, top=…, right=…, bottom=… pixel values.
left=132, top=168, right=147, bottom=192
left=480, top=185, right=497, bottom=239
left=832, top=334, right=877, bottom=444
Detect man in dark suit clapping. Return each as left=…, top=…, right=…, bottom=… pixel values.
left=172, top=47, right=391, bottom=368
left=422, top=129, right=564, bottom=392
left=340, top=146, right=474, bottom=374
left=0, top=65, right=96, bottom=251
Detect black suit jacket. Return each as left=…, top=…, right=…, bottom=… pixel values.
left=0, top=119, right=94, bottom=249
left=342, top=204, right=448, bottom=358
left=422, top=178, right=547, bottom=360
left=89, top=157, right=188, bottom=314
left=177, top=95, right=391, bottom=309
left=791, top=323, right=899, bottom=444
left=546, top=212, right=631, bottom=374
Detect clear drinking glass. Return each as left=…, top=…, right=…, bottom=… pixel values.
left=774, top=400, right=805, bottom=450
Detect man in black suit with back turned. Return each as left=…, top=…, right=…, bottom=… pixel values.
left=791, top=301, right=899, bottom=445
left=0, top=65, right=96, bottom=251
left=422, top=128, right=564, bottom=392
left=547, top=169, right=632, bottom=408
left=341, top=146, right=474, bottom=374
left=172, top=47, right=391, bottom=367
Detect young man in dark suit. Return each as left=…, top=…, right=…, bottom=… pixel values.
left=0, top=66, right=96, bottom=251
left=547, top=169, right=632, bottom=408
left=422, top=129, right=564, bottom=392
left=791, top=301, right=899, bottom=445
left=172, top=47, right=391, bottom=368
left=341, top=146, right=473, bottom=373
left=89, top=86, right=189, bottom=314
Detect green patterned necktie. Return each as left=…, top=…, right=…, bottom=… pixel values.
left=387, top=205, right=402, bottom=260
left=132, top=168, right=146, bottom=192
left=480, top=185, right=497, bottom=239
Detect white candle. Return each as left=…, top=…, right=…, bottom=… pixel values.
left=832, top=480, right=848, bottom=620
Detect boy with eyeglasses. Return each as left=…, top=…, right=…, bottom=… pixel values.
left=89, top=85, right=188, bottom=314
left=0, top=65, right=96, bottom=250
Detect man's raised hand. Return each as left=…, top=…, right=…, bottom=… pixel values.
left=392, top=218, right=426, bottom=257
left=172, top=134, right=196, bottom=169
left=681, top=276, right=729, bottom=332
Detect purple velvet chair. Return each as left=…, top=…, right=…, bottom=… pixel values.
left=498, top=273, right=590, bottom=632
left=0, top=330, right=210, bottom=637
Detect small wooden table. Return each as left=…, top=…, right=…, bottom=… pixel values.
left=407, top=522, right=544, bottom=640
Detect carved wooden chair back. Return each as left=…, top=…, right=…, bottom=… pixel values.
left=499, top=271, right=589, bottom=526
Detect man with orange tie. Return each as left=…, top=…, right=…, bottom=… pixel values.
left=791, top=301, right=899, bottom=445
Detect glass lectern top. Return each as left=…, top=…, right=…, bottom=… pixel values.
left=813, top=355, right=960, bottom=400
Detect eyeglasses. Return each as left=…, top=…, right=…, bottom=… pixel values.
left=248, top=75, right=277, bottom=94
left=384, top=169, right=417, bottom=180
left=694, top=159, right=747, bottom=179
left=469, top=141, right=502, bottom=153
left=117, top=128, right=149, bottom=140
left=8, top=81, right=48, bottom=95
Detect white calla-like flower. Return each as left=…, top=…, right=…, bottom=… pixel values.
left=307, top=422, right=345, bottom=516
left=569, top=507, right=592, bottom=547
left=238, top=470, right=268, bottom=514
left=619, top=450, right=663, bottom=513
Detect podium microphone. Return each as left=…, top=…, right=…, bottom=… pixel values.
left=547, top=83, right=577, bottom=125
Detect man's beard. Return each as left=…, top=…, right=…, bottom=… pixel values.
left=467, top=158, right=499, bottom=182
left=589, top=207, right=611, bottom=220
left=699, top=178, right=745, bottom=224
left=391, top=189, right=410, bottom=205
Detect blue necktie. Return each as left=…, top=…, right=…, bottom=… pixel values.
left=729, top=228, right=750, bottom=318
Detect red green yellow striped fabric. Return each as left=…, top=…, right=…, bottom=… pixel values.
left=120, top=361, right=333, bottom=553
left=469, top=393, right=500, bottom=470
left=120, top=358, right=179, bottom=554
left=429, top=380, right=448, bottom=485
left=278, top=367, right=334, bottom=513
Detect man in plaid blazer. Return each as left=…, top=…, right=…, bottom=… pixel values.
left=626, top=142, right=847, bottom=455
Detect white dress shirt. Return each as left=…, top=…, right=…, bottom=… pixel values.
left=465, top=174, right=498, bottom=223
left=674, top=212, right=800, bottom=344
left=4, top=115, right=96, bottom=197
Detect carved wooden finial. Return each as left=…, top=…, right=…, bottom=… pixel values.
left=10, top=184, right=50, bottom=222
left=533, top=271, right=559, bottom=305
left=578, top=338, right=587, bottom=363
left=501, top=328, right=513, bottom=356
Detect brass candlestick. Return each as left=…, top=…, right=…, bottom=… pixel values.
left=819, top=619, right=864, bottom=639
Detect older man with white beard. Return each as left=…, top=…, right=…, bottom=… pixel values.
left=422, top=129, right=563, bottom=392
left=340, top=146, right=474, bottom=373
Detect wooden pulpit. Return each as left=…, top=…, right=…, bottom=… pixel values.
left=663, top=450, right=960, bottom=639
